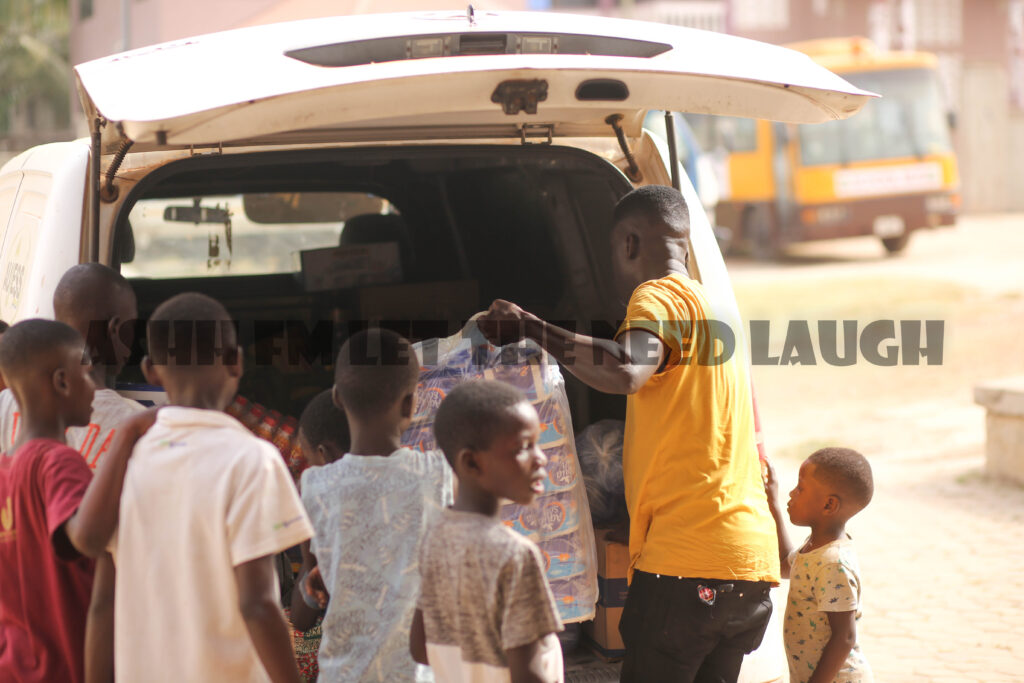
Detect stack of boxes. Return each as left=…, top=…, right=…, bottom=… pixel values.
left=583, top=529, right=630, bottom=659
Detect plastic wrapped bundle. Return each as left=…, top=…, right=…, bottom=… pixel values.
left=575, top=420, right=628, bottom=530
left=401, top=326, right=598, bottom=623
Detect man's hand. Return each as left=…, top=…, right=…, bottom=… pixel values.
left=477, top=300, right=539, bottom=347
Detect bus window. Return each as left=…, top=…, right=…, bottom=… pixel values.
left=798, top=68, right=953, bottom=166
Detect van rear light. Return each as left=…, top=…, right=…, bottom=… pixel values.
left=286, top=33, right=670, bottom=67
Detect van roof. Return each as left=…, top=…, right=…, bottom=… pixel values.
left=74, top=10, right=876, bottom=152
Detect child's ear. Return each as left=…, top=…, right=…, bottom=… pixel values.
left=225, top=345, right=243, bottom=378
left=331, top=385, right=345, bottom=412
left=141, top=356, right=165, bottom=388
left=400, top=393, right=414, bottom=420
left=823, top=494, right=842, bottom=516
left=458, top=447, right=482, bottom=476
left=52, top=367, right=71, bottom=396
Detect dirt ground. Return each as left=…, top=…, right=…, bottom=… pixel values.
left=728, top=214, right=1024, bottom=682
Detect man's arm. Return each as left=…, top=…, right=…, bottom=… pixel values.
left=763, top=459, right=794, bottom=579
left=65, top=409, right=159, bottom=557
left=506, top=636, right=560, bottom=683
left=477, top=300, right=666, bottom=395
left=409, top=608, right=428, bottom=665
left=235, top=554, right=303, bottom=683
left=84, top=553, right=115, bottom=683
left=288, top=541, right=323, bottom=632
left=807, top=610, right=857, bottom=683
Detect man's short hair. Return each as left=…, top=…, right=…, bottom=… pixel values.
left=0, top=319, right=84, bottom=380
left=433, top=380, right=529, bottom=467
left=146, top=292, right=237, bottom=366
left=334, top=329, right=419, bottom=421
left=0, top=320, right=9, bottom=334
left=807, top=447, right=874, bottom=510
left=299, top=389, right=350, bottom=452
left=53, top=263, right=134, bottom=322
left=613, top=185, right=690, bottom=235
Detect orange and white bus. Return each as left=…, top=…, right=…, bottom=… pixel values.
left=686, top=37, right=960, bottom=257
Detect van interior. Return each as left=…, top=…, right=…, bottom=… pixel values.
left=114, top=145, right=632, bottom=428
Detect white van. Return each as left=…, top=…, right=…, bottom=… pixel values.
left=0, top=10, right=870, bottom=680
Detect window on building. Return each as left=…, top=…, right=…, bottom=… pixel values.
left=80, top=0, right=93, bottom=20
left=732, top=0, right=789, bottom=32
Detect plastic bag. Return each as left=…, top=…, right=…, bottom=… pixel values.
left=574, top=420, right=628, bottom=530
left=402, top=323, right=597, bottom=623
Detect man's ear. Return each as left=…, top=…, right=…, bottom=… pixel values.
left=626, top=232, right=640, bottom=261
left=400, top=392, right=414, bottom=420
left=140, top=356, right=165, bottom=388
left=331, top=384, right=345, bottom=412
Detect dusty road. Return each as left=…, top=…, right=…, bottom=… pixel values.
left=729, top=214, right=1024, bottom=682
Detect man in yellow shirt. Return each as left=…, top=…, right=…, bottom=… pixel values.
left=479, top=185, right=780, bottom=682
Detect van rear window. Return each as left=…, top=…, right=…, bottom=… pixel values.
left=121, top=192, right=396, bottom=279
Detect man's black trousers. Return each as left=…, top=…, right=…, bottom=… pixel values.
left=618, top=570, right=773, bottom=683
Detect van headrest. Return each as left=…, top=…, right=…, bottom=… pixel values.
left=339, top=213, right=413, bottom=273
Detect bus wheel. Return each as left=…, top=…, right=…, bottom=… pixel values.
left=881, top=232, right=911, bottom=255
left=747, top=207, right=780, bottom=261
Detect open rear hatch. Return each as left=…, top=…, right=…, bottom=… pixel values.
left=74, top=10, right=875, bottom=153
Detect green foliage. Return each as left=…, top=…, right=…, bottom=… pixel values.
left=0, top=0, right=71, bottom=133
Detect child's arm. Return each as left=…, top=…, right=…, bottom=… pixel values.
left=409, top=608, right=428, bottom=665
left=763, top=459, right=794, bottom=579
left=65, top=409, right=159, bottom=557
left=506, top=636, right=561, bottom=683
left=288, top=541, right=323, bottom=631
left=84, top=553, right=115, bottom=683
left=807, top=610, right=857, bottom=683
left=235, top=554, right=303, bottom=683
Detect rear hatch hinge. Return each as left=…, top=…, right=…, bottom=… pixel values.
left=606, top=113, right=643, bottom=183
left=520, top=123, right=553, bottom=145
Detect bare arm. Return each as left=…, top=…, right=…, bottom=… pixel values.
left=808, top=611, right=857, bottom=683
left=477, top=300, right=665, bottom=395
left=84, top=553, right=115, bottom=683
left=506, top=636, right=560, bottom=683
left=235, top=554, right=303, bottom=683
left=65, top=409, right=159, bottom=558
left=288, top=541, right=323, bottom=632
left=409, top=608, right=428, bottom=665
left=763, top=459, right=794, bottom=579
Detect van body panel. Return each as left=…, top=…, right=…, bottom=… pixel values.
left=0, top=142, right=90, bottom=322
left=73, top=11, right=874, bottom=152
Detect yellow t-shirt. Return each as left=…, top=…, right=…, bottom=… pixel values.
left=615, top=274, right=780, bottom=583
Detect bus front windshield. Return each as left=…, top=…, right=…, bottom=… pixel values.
left=798, top=68, right=953, bottom=166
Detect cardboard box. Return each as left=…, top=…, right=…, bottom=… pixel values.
left=582, top=529, right=630, bottom=659
left=358, top=280, right=479, bottom=324
left=300, top=242, right=401, bottom=292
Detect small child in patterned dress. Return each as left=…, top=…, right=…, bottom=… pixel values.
left=764, top=447, right=874, bottom=683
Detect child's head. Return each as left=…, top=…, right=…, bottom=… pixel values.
left=333, top=329, right=419, bottom=431
left=142, top=292, right=241, bottom=410
left=52, top=263, right=137, bottom=378
left=298, top=389, right=350, bottom=467
left=434, top=380, right=547, bottom=506
left=0, top=319, right=95, bottom=429
left=787, top=447, right=873, bottom=528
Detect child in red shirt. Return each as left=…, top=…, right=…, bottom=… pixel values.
left=0, top=319, right=151, bottom=683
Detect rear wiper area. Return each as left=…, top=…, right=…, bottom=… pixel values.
left=286, top=32, right=671, bottom=67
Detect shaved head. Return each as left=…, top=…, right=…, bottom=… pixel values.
left=53, top=263, right=136, bottom=334
left=610, top=186, right=692, bottom=298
